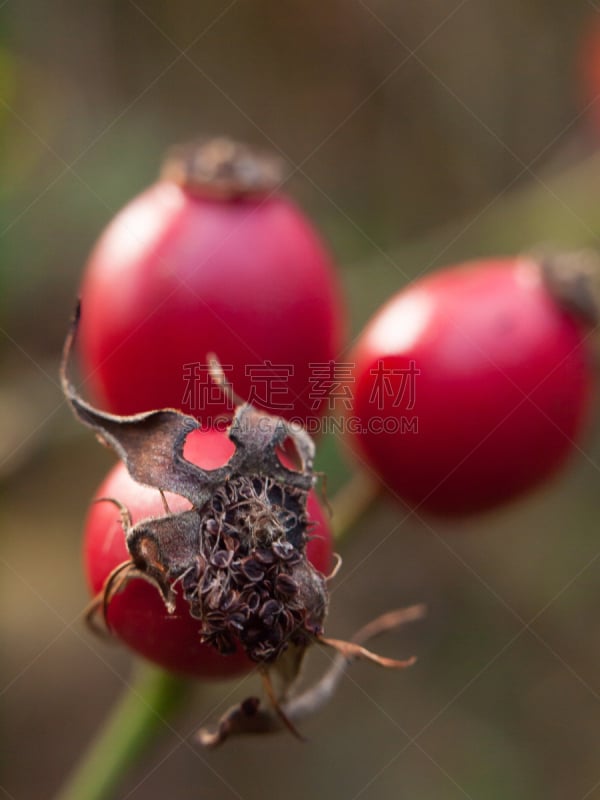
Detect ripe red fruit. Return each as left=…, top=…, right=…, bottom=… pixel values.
left=83, top=427, right=333, bottom=678
left=77, top=139, right=345, bottom=424
left=348, top=256, right=593, bottom=516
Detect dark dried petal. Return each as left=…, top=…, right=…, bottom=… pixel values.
left=268, top=627, right=284, bottom=647
left=205, top=631, right=237, bottom=655
left=242, top=626, right=263, bottom=646
left=223, top=535, right=240, bottom=552
left=267, top=483, right=285, bottom=506
left=260, top=581, right=274, bottom=601
left=254, top=548, right=276, bottom=566
left=275, top=573, right=298, bottom=597
left=205, top=608, right=227, bottom=626
left=272, top=540, right=296, bottom=561
left=280, top=608, right=297, bottom=634
left=259, top=599, right=282, bottom=627
left=244, top=591, right=261, bottom=614
left=210, top=549, right=234, bottom=569
left=240, top=558, right=265, bottom=583
left=205, top=586, right=227, bottom=609
left=283, top=550, right=302, bottom=567
left=250, top=633, right=287, bottom=662
left=250, top=642, right=277, bottom=661
left=219, top=590, right=238, bottom=611
left=227, top=611, right=248, bottom=631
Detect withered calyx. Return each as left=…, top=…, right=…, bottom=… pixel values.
left=62, top=303, right=421, bottom=742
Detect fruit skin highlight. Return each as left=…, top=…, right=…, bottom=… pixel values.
left=83, top=427, right=333, bottom=678
left=77, top=139, right=345, bottom=425
left=348, top=257, right=593, bottom=516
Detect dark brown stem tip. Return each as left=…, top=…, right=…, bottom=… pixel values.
left=535, top=248, right=600, bottom=326
left=161, top=136, right=286, bottom=199
left=196, top=697, right=280, bottom=748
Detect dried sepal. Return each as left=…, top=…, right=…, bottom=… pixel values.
left=196, top=605, right=426, bottom=747
left=61, top=307, right=314, bottom=504
left=61, top=306, right=213, bottom=505
left=318, top=636, right=417, bottom=669
left=160, top=137, right=286, bottom=200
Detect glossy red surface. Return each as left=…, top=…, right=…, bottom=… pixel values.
left=349, top=258, right=593, bottom=516
left=78, top=182, right=345, bottom=424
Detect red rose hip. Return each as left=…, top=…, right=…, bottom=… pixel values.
left=83, top=427, right=333, bottom=678
left=348, top=256, right=594, bottom=516
left=77, top=138, right=345, bottom=424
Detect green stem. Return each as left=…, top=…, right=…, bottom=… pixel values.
left=55, top=662, right=190, bottom=800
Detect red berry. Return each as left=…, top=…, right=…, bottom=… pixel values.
left=77, top=139, right=345, bottom=424
left=83, top=427, right=333, bottom=678
left=348, top=257, right=593, bottom=516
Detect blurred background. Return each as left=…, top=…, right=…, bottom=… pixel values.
left=3, top=2, right=600, bottom=798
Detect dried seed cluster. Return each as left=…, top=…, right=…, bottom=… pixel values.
left=174, top=475, right=327, bottom=662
